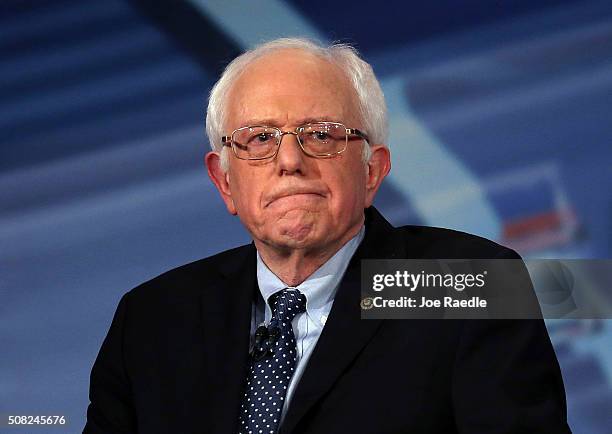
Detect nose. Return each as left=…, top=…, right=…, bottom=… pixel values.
left=275, top=131, right=306, bottom=174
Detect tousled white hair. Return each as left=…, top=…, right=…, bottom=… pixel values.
left=205, top=38, right=388, bottom=170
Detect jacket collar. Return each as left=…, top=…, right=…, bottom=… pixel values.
left=280, top=206, right=404, bottom=433
left=204, top=206, right=403, bottom=434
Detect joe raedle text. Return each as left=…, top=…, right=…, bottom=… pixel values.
left=360, top=261, right=497, bottom=319
left=363, top=295, right=488, bottom=309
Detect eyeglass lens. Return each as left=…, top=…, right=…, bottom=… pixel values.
left=232, top=123, right=347, bottom=159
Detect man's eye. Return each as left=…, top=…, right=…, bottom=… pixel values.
left=258, top=133, right=271, bottom=141
left=313, top=131, right=331, bottom=141
left=250, top=133, right=274, bottom=143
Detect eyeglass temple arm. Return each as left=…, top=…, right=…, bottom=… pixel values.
left=347, top=128, right=370, bottom=143
left=221, top=136, right=248, bottom=151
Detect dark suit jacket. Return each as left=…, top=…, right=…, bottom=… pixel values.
left=84, top=206, right=571, bottom=434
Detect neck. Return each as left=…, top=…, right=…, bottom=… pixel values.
left=255, top=222, right=363, bottom=287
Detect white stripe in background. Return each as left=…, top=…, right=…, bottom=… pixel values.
left=383, top=77, right=500, bottom=238
left=187, top=0, right=324, bottom=47
left=187, top=0, right=500, bottom=238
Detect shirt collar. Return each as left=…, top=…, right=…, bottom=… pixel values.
left=256, top=225, right=365, bottom=325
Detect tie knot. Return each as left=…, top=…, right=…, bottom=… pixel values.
left=269, top=288, right=306, bottom=324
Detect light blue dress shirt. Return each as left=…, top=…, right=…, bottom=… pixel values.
left=250, top=225, right=365, bottom=425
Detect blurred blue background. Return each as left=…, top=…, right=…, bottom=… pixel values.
left=1, top=0, right=611, bottom=431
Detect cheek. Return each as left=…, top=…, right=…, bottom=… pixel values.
left=229, top=169, right=263, bottom=214
left=329, top=167, right=367, bottom=211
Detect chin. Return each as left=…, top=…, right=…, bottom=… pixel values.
left=264, top=221, right=322, bottom=251
left=278, top=223, right=316, bottom=245
left=255, top=208, right=331, bottom=250
left=273, top=208, right=318, bottom=231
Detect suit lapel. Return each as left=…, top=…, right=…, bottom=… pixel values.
left=280, top=207, right=406, bottom=433
left=200, top=243, right=258, bottom=434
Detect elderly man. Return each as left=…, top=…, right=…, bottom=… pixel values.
left=85, top=38, right=571, bottom=434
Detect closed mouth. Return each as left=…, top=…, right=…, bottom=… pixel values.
left=265, top=190, right=326, bottom=208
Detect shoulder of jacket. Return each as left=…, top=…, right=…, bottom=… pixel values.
left=394, top=224, right=521, bottom=259
left=125, top=243, right=253, bottom=302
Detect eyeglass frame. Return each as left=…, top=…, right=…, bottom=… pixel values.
left=220, top=121, right=370, bottom=160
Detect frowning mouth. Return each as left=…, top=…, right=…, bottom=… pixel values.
left=265, top=190, right=327, bottom=208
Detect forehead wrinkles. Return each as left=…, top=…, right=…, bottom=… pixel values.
left=232, top=94, right=344, bottom=127
left=225, top=50, right=361, bottom=129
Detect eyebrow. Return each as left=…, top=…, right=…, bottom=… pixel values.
left=241, top=116, right=342, bottom=127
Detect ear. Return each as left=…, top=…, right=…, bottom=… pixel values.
left=205, top=151, right=237, bottom=215
left=364, top=145, right=391, bottom=208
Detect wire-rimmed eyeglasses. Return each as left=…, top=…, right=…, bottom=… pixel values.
left=221, top=121, right=369, bottom=160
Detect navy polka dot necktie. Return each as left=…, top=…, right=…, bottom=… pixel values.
left=238, top=288, right=307, bottom=434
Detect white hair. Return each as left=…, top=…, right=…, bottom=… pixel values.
left=205, top=37, right=388, bottom=170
